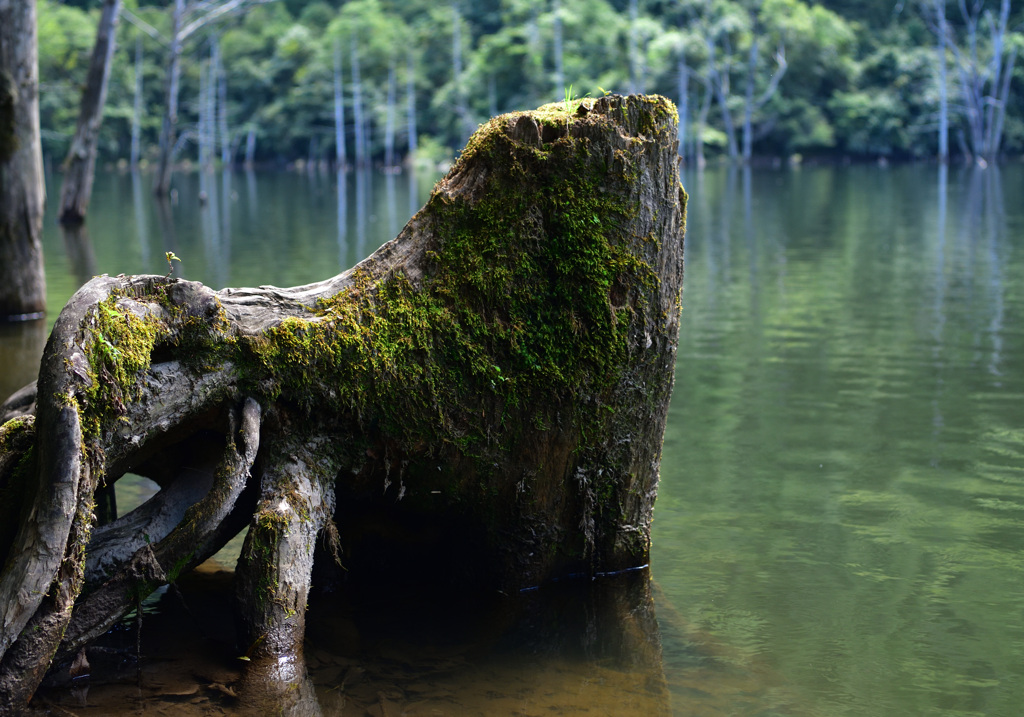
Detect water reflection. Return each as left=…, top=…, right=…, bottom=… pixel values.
left=35, top=568, right=675, bottom=716
left=408, top=165, right=419, bottom=219
left=244, top=168, right=258, bottom=222
left=0, top=320, right=45, bottom=402
left=385, top=171, right=398, bottom=241
left=154, top=197, right=181, bottom=277
left=657, top=163, right=1024, bottom=716
left=198, top=170, right=230, bottom=289
left=355, top=166, right=368, bottom=260
left=59, top=223, right=98, bottom=287
left=131, top=170, right=151, bottom=268
left=8, top=165, right=1023, bottom=716
left=336, top=169, right=348, bottom=269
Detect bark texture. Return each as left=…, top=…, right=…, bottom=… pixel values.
left=0, top=94, right=685, bottom=712
left=0, top=0, right=46, bottom=320
left=57, top=0, right=122, bottom=225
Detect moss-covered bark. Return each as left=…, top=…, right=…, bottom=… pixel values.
left=0, top=94, right=685, bottom=713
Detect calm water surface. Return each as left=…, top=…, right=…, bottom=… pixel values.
left=4, top=164, right=1023, bottom=715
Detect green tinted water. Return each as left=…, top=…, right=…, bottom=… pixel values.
left=658, top=164, right=1024, bottom=716
left=4, top=164, right=1023, bottom=715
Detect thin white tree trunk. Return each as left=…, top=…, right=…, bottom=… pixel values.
left=677, top=57, right=688, bottom=162
left=217, top=37, right=229, bottom=167
left=452, top=4, right=469, bottom=147
left=199, top=55, right=210, bottom=169
left=384, top=63, right=396, bottom=169
left=936, top=0, right=949, bottom=162
left=695, top=77, right=712, bottom=168
left=553, top=0, right=564, bottom=95
left=333, top=41, right=346, bottom=170
left=244, top=126, right=256, bottom=168
left=131, top=36, right=143, bottom=167
left=628, top=0, right=638, bottom=93
left=706, top=36, right=738, bottom=160
left=741, top=36, right=757, bottom=162
left=406, top=51, right=417, bottom=162
left=351, top=37, right=366, bottom=168
left=990, top=44, right=1016, bottom=160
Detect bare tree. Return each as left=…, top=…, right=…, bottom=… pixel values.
left=932, top=0, right=951, bottom=162
left=740, top=36, right=786, bottom=162
left=217, top=36, right=230, bottom=166
left=384, top=63, right=397, bottom=169
left=154, top=0, right=185, bottom=195
left=351, top=36, right=367, bottom=168
left=926, top=0, right=1019, bottom=164
left=695, top=73, right=713, bottom=168
left=702, top=1, right=786, bottom=163
left=130, top=36, right=143, bottom=167
left=58, top=0, right=122, bottom=225
left=334, top=40, right=346, bottom=170
left=629, top=0, right=640, bottom=93
left=0, top=0, right=46, bottom=321
left=553, top=0, right=564, bottom=94
left=452, top=4, right=472, bottom=148
left=406, top=50, right=417, bottom=162
left=705, top=32, right=739, bottom=159
left=154, top=0, right=270, bottom=196
left=677, top=57, right=689, bottom=162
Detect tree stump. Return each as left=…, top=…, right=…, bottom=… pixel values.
left=0, top=94, right=686, bottom=712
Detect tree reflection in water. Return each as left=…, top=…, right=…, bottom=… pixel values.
left=34, top=567, right=681, bottom=716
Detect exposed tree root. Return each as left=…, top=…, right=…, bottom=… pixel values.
left=0, top=94, right=685, bottom=713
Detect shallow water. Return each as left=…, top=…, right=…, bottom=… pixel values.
left=5, top=163, right=1024, bottom=715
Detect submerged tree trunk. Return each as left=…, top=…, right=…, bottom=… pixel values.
left=0, top=0, right=46, bottom=321
left=0, top=95, right=685, bottom=712
left=351, top=37, right=366, bottom=168
left=154, top=0, right=184, bottom=196
left=58, top=0, right=122, bottom=226
left=406, top=50, right=417, bottom=163
left=333, top=41, right=346, bottom=170
left=130, top=36, right=143, bottom=168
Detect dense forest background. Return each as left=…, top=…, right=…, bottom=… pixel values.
left=37, top=0, right=1024, bottom=167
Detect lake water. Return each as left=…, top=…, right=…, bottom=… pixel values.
left=5, top=163, right=1024, bottom=715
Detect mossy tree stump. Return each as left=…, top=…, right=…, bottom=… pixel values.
left=0, top=94, right=685, bottom=712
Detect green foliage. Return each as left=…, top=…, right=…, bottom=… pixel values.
left=33, top=0, right=1024, bottom=163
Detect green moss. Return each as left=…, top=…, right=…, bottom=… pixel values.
left=244, top=511, right=288, bottom=619
left=79, top=295, right=165, bottom=437
left=0, top=419, right=37, bottom=563
left=235, top=96, right=675, bottom=467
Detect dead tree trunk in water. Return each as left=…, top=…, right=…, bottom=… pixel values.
left=0, top=95, right=685, bottom=712
left=58, top=0, right=122, bottom=225
left=0, top=0, right=46, bottom=321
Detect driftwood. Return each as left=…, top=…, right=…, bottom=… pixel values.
left=0, top=94, right=686, bottom=712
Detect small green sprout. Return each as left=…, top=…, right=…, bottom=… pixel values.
left=165, top=251, right=181, bottom=277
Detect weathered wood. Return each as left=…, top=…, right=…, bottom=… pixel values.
left=57, top=0, right=122, bottom=225
left=0, top=95, right=685, bottom=712
left=0, top=0, right=46, bottom=320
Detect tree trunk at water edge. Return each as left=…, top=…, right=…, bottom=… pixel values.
left=0, top=95, right=685, bottom=713
left=0, top=0, right=46, bottom=322
left=58, top=0, right=122, bottom=226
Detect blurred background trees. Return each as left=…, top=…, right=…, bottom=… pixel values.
left=34, top=0, right=1024, bottom=168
